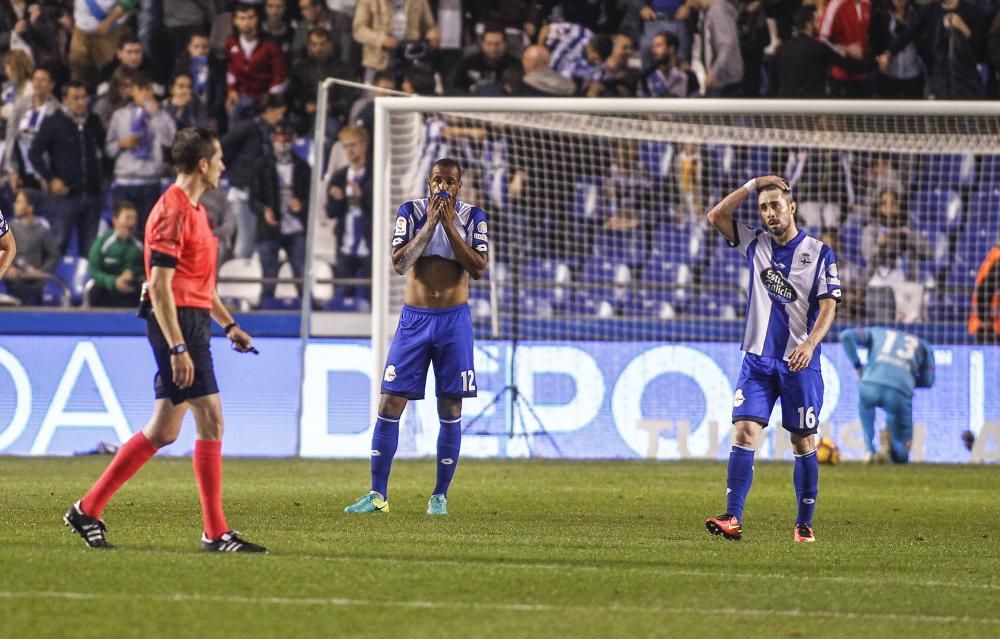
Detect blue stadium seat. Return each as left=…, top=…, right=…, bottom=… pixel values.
left=573, top=176, right=605, bottom=222
left=650, top=222, right=694, bottom=264
left=918, top=153, right=975, bottom=189
left=56, top=256, right=90, bottom=306
left=977, top=155, right=1000, bottom=187
left=638, top=140, right=673, bottom=178
left=575, top=258, right=630, bottom=315
left=593, top=228, right=643, bottom=266
left=839, top=220, right=865, bottom=270
left=910, top=188, right=962, bottom=233
left=325, top=295, right=371, bottom=312
left=703, top=245, right=746, bottom=290
left=967, top=184, right=1000, bottom=239
left=742, top=146, right=772, bottom=182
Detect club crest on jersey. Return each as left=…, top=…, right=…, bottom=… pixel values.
left=799, top=253, right=812, bottom=265
left=383, top=364, right=397, bottom=382
left=733, top=389, right=745, bottom=407
left=760, top=267, right=798, bottom=303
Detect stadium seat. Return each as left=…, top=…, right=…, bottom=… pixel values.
left=651, top=222, right=695, bottom=264
left=910, top=188, right=962, bottom=233
left=573, top=176, right=605, bottom=222
left=576, top=258, right=629, bottom=315
left=638, top=140, right=674, bottom=178
left=309, top=259, right=335, bottom=306
left=977, top=155, right=1000, bottom=187
left=741, top=146, right=772, bottom=183
left=55, top=256, right=90, bottom=306
left=325, top=295, right=371, bottom=313
left=218, top=257, right=263, bottom=309
left=918, top=153, right=975, bottom=189
left=839, top=220, right=866, bottom=271
left=966, top=185, right=1000, bottom=241
left=707, top=144, right=739, bottom=184
left=593, top=228, right=643, bottom=267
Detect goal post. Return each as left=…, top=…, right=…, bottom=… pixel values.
left=352, top=96, right=1000, bottom=456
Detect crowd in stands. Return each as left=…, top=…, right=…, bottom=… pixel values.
left=0, top=0, right=998, bottom=339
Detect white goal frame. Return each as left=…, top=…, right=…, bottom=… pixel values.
left=363, top=97, right=1000, bottom=426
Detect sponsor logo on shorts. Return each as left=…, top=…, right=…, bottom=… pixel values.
left=440, top=458, right=454, bottom=465
left=394, top=218, right=407, bottom=236
left=802, top=498, right=816, bottom=504
left=760, top=267, right=797, bottom=303
left=383, top=364, right=397, bottom=382
left=371, top=450, right=382, bottom=457
left=477, top=221, right=487, bottom=234
left=733, top=389, right=745, bottom=407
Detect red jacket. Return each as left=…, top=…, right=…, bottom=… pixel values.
left=819, top=0, right=871, bottom=81
left=969, top=246, right=1000, bottom=337
left=225, top=37, right=287, bottom=99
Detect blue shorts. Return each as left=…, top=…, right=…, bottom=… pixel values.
left=859, top=381, right=913, bottom=441
left=381, top=303, right=477, bottom=400
left=732, top=353, right=824, bottom=434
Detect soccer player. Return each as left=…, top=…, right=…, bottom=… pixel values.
left=64, top=127, right=267, bottom=553
left=839, top=327, right=935, bottom=464
left=344, top=158, right=488, bottom=516
left=703, top=175, right=841, bottom=543
left=0, top=206, right=15, bottom=279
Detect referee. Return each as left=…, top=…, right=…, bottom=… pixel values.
left=65, top=128, right=267, bottom=553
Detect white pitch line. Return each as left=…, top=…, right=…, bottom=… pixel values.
left=0, top=590, right=997, bottom=626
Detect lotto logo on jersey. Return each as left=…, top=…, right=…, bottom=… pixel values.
left=733, top=388, right=745, bottom=407
left=392, top=237, right=404, bottom=247
left=394, top=218, right=407, bottom=236
left=383, top=364, right=397, bottom=382
left=760, top=268, right=797, bottom=303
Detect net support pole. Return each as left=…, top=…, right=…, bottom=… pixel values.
left=297, top=77, right=334, bottom=453
left=370, top=96, right=392, bottom=425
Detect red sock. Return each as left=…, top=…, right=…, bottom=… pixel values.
left=80, top=432, right=158, bottom=518
left=193, top=439, right=229, bottom=539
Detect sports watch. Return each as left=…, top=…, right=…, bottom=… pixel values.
left=170, top=344, right=188, bottom=356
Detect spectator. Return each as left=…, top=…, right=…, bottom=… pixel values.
left=68, top=0, right=135, bottom=90
left=871, top=0, right=925, bottom=99
left=969, top=238, right=1000, bottom=343
left=3, top=189, right=59, bottom=306
left=772, top=5, right=865, bottom=99
left=1, top=50, right=34, bottom=125
left=735, top=0, right=770, bottom=97
left=251, top=122, right=310, bottom=305
left=106, top=72, right=177, bottom=237
left=222, top=93, right=287, bottom=260
left=639, top=30, right=689, bottom=97
left=861, top=153, right=906, bottom=218
left=176, top=31, right=227, bottom=130
left=690, top=0, right=744, bottom=97
left=348, top=69, right=397, bottom=132
left=201, top=186, right=236, bottom=263
left=97, top=34, right=163, bottom=100
left=325, top=0, right=361, bottom=69
left=451, top=25, right=522, bottom=95
left=29, top=81, right=106, bottom=256
left=287, top=27, right=355, bottom=134
left=327, top=125, right=372, bottom=301
left=261, top=0, right=294, bottom=56
left=92, top=65, right=135, bottom=130
left=818, top=0, right=872, bottom=98
left=988, top=13, right=1000, bottom=99
left=862, top=189, right=932, bottom=288
left=86, top=200, right=144, bottom=307
left=2, top=3, right=66, bottom=74
left=637, top=1, right=692, bottom=65
left=467, top=0, right=537, bottom=57
left=162, top=0, right=217, bottom=66
left=352, top=0, right=440, bottom=83
left=881, top=0, right=987, bottom=100
left=4, top=65, right=59, bottom=191
left=163, top=72, right=213, bottom=131
left=293, top=0, right=333, bottom=59
left=516, top=45, right=575, bottom=96
left=586, top=33, right=640, bottom=97
left=225, top=3, right=288, bottom=122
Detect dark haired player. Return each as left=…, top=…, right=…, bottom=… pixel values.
left=64, top=127, right=267, bottom=553
left=344, top=158, right=488, bottom=516
left=704, top=175, right=841, bottom=543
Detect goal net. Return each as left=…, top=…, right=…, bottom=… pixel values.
left=366, top=98, right=1000, bottom=461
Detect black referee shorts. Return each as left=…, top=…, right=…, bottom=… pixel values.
left=147, top=307, right=219, bottom=405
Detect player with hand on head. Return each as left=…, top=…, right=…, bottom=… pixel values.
left=0, top=205, right=15, bottom=279
left=840, top=327, right=935, bottom=464
left=704, top=175, right=841, bottom=543
left=344, top=158, right=488, bottom=516
left=64, top=127, right=266, bottom=553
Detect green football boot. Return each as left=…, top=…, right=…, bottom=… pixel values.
left=344, top=492, right=389, bottom=513
left=426, top=494, right=448, bottom=516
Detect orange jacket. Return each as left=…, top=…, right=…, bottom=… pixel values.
left=969, top=246, right=1000, bottom=335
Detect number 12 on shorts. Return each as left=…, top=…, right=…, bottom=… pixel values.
left=460, top=370, right=476, bottom=392
left=798, top=406, right=816, bottom=430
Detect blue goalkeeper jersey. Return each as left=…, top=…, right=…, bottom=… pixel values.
left=840, top=327, right=936, bottom=396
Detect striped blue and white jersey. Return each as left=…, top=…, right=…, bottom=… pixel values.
left=392, top=198, right=488, bottom=262
left=545, top=22, right=593, bottom=79
left=730, top=222, right=841, bottom=366
left=0, top=207, right=8, bottom=237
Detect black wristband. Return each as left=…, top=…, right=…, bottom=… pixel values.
left=224, top=322, right=238, bottom=335
left=170, top=344, right=188, bottom=356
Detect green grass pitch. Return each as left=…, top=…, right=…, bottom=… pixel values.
left=1, top=457, right=997, bottom=638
